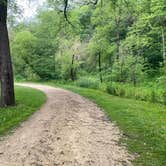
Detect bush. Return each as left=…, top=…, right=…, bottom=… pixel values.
left=162, top=91, right=166, bottom=105
left=106, top=82, right=165, bottom=105
left=151, top=90, right=156, bottom=102
left=106, top=84, right=116, bottom=95
left=74, top=76, right=165, bottom=105
left=116, top=86, right=126, bottom=97
left=75, top=77, right=99, bottom=89
left=156, top=76, right=166, bottom=89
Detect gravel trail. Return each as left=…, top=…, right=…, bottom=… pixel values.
left=0, top=83, right=133, bottom=166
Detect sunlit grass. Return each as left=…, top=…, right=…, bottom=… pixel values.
left=0, top=86, right=46, bottom=136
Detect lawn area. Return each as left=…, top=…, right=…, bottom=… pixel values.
left=0, top=86, right=46, bottom=136
left=49, top=83, right=166, bottom=166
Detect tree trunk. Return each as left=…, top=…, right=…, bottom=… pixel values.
left=116, top=31, right=120, bottom=60
left=114, top=9, right=121, bottom=60
left=98, top=52, right=103, bottom=83
left=132, top=70, right=137, bottom=87
left=161, top=26, right=166, bottom=64
left=0, top=0, right=15, bottom=107
left=70, top=54, right=76, bottom=81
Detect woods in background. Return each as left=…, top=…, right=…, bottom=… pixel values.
left=5, top=0, right=166, bottom=104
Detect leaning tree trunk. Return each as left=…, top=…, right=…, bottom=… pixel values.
left=0, top=0, right=15, bottom=107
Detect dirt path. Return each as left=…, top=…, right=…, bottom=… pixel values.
left=0, top=83, right=133, bottom=166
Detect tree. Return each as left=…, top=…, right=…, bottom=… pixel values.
left=150, top=0, right=166, bottom=64
left=12, top=31, right=38, bottom=79
left=0, top=0, right=15, bottom=107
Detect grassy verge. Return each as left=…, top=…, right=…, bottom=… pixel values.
left=106, top=82, right=166, bottom=105
left=0, top=86, right=46, bottom=136
left=48, top=83, right=166, bottom=166
left=74, top=77, right=166, bottom=105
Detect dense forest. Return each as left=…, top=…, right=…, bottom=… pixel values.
left=9, top=0, right=166, bottom=104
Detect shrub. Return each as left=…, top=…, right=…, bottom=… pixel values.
left=156, top=76, right=166, bottom=89
left=106, top=84, right=116, bottom=95
left=106, top=82, right=165, bottom=105
left=75, top=77, right=99, bottom=89
left=162, top=91, right=166, bottom=105
left=151, top=90, right=156, bottom=103
left=117, top=86, right=125, bottom=97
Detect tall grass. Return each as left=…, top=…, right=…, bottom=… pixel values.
left=106, top=82, right=166, bottom=105
left=75, top=77, right=99, bottom=89
left=73, top=76, right=166, bottom=105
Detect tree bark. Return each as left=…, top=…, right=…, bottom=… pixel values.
left=98, top=52, right=103, bottom=83
left=161, top=26, right=166, bottom=64
left=70, top=54, right=76, bottom=81
left=114, top=8, right=121, bottom=60
left=0, top=0, right=15, bottom=107
left=116, top=27, right=120, bottom=60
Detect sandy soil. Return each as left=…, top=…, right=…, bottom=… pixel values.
left=0, top=83, right=133, bottom=166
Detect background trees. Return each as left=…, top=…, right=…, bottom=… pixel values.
left=1, top=0, right=164, bottom=105
left=0, top=0, right=165, bottom=107
left=10, top=0, right=166, bottom=83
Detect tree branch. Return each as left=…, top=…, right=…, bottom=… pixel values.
left=64, top=0, right=74, bottom=27
left=76, top=0, right=99, bottom=6
left=64, top=0, right=99, bottom=27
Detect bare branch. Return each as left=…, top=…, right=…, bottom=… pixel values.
left=76, top=0, right=99, bottom=6
left=64, top=0, right=75, bottom=27
left=63, top=0, right=99, bottom=27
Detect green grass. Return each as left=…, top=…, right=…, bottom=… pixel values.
left=48, top=83, right=166, bottom=166
left=0, top=86, right=46, bottom=136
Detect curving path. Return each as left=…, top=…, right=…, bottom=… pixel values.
left=0, top=83, right=133, bottom=166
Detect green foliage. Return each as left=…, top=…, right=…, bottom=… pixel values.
left=0, top=86, right=46, bottom=136
left=111, top=56, right=144, bottom=85
left=11, top=10, right=62, bottom=80
left=162, top=91, right=166, bottom=105
left=12, top=30, right=37, bottom=79
left=75, top=77, right=99, bottom=89
left=10, top=0, right=166, bottom=88
left=9, top=2, right=166, bottom=100
left=106, top=82, right=165, bottom=104
left=151, top=90, right=156, bottom=102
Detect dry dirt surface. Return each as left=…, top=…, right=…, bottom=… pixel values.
left=0, top=83, right=133, bottom=166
